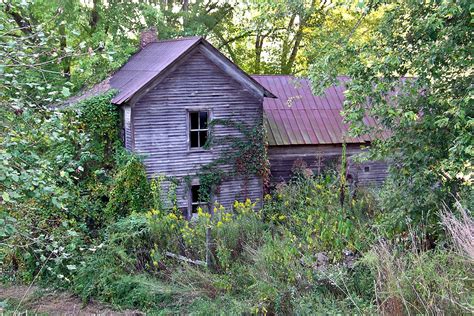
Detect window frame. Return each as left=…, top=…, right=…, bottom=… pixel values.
left=187, top=108, right=211, bottom=151
left=187, top=180, right=211, bottom=219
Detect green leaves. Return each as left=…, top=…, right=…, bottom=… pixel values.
left=106, top=154, right=151, bottom=219
left=2, top=192, right=10, bottom=203
left=0, top=213, right=17, bottom=238
left=61, top=87, right=71, bottom=98
left=311, top=1, right=473, bottom=236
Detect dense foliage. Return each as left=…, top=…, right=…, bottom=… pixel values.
left=0, top=92, right=150, bottom=284
left=311, top=0, right=473, bottom=238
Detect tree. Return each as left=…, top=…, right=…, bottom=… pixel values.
left=310, top=1, right=473, bottom=235
left=212, top=0, right=332, bottom=75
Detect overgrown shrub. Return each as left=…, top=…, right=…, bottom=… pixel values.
left=263, top=174, right=378, bottom=259
left=105, top=153, right=151, bottom=219
left=0, top=92, right=153, bottom=285
left=72, top=214, right=160, bottom=307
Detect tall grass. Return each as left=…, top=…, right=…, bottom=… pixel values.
left=364, top=200, right=474, bottom=315
left=441, top=199, right=474, bottom=260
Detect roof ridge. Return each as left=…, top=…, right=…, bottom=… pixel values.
left=251, top=74, right=295, bottom=77
left=149, top=36, right=203, bottom=44
left=251, top=74, right=350, bottom=79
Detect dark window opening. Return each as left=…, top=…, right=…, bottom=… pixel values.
left=364, top=166, right=370, bottom=172
left=189, top=111, right=209, bottom=148
left=190, top=185, right=209, bottom=215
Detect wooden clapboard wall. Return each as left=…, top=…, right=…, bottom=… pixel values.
left=268, top=144, right=388, bottom=186
left=128, top=48, right=264, bottom=211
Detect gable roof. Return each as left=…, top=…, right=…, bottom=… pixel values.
left=69, top=37, right=275, bottom=105
left=252, top=75, right=385, bottom=146
left=111, top=37, right=202, bottom=104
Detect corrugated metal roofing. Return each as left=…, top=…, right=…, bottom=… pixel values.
left=252, top=75, right=376, bottom=146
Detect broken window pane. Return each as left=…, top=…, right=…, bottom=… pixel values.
left=199, top=131, right=207, bottom=147
left=190, top=131, right=199, bottom=147
left=190, top=185, right=209, bottom=215
left=190, top=112, right=199, bottom=130
left=191, top=185, right=200, bottom=203
left=199, top=112, right=208, bottom=129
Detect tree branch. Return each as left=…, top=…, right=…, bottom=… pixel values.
left=4, top=3, right=33, bottom=35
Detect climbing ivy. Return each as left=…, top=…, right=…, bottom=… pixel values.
left=105, top=154, right=151, bottom=219
left=76, top=90, right=120, bottom=168
left=195, top=118, right=270, bottom=203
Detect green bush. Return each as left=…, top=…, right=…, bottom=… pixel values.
left=0, top=92, right=152, bottom=285
left=72, top=214, right=159, bottom=308
left=263, top=174, right=378, bottom=259
left=105, top=153, right=151, bottom=219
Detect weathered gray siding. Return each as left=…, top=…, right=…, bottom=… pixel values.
left=122, top=105, right=132, bottom=150
left=131, top=49, right=263, bottom=211
left=268, top=144, right=388, bottom=186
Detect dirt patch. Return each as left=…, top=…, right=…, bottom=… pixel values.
left=0, top=285, right=143, bottom=315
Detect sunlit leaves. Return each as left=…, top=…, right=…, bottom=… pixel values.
left=310, top=1, right=472, bottom=231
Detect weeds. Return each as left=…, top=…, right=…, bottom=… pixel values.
left=3, top=158, right=473, bottom=314
left=441, top=199, right=474, bottom=260
left=364, top=238, right=474, bottom=314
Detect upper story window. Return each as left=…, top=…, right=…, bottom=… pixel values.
left=189, top=111, right=209, bottom=148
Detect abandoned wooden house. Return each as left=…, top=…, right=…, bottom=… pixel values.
left=72, top=34, right=387, bottom=217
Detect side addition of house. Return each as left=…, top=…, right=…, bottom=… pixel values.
left=253, top=75, right=388, bottom=186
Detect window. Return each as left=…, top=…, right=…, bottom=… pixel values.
left=189, top=111, right=209, bottom=148
left=364, top=166, right=370, bottom=172
left=190, top=185, right=209, bottom=218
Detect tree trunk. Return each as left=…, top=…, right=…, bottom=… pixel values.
left=59, top=23, right=71, bottom=79
left=89, top=0, right=100, bottom=33
left=4, top=3, right=33, bottom=36
left=280, top=14, right=296, bottom=72
left=182, top=0, right=189, bottom=32
left=281, top=0, right=316, bottom=74
left=282, top=23, right=304, bottom=74
left=255, top=34, right=264, bottom=74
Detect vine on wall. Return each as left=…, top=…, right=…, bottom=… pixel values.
left=195, top=118, right=271, bottom=203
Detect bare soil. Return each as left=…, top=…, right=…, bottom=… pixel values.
left=0, top=285, right=143, bottom=315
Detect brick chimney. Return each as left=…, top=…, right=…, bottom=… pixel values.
left=140, top=27, right=158, bottom=48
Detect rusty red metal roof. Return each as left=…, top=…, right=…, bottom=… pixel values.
left=252, top=75, right=376, bottom=146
